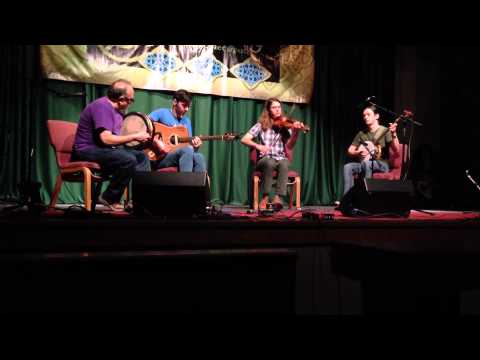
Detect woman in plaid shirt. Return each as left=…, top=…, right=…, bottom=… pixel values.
left=241, top=98, right=304, bottom=211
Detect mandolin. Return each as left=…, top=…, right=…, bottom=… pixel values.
left=358, top=109, right=413, bottom=161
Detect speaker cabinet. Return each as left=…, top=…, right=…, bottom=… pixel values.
left=133, top=171, right=210, bottom=217
left=339, top=179, right=414, bottom=217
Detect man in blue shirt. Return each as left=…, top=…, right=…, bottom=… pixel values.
left=149, top=89, right=207, bottom=172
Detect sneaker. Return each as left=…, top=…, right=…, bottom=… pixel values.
left=272, top=201, right=283, bottom=212
left=111, top=202, right=125, bottom=211
left=124, top=200, right=134, bottom=212
left=272, top=195, right=283, bottom=211
left=259, top=197, right=269, bottom=210
left=98, top=194, right=124, bottom=212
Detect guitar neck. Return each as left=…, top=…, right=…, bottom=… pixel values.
left=177, top=135, right=228, bottom=143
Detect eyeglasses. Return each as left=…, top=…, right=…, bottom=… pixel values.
left=119, top=97, right=135, bottom=104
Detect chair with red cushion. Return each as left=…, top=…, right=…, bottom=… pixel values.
left=156, top=166, right=178, bottom=173
left=47, top=120, right=106, bottom=211
left=372, top=143, right=409, bottom=180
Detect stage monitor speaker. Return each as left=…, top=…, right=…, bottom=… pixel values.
left=339, top=178, right=414, bottom=217
left=133, top=171, right=210, bottom=217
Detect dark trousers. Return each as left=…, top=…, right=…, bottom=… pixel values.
left=256, top=156, right=289, bottom=197
left=72, top=146, right=150, bottom=203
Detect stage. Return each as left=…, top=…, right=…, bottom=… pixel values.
left=2, top=203, right=480, bottom=313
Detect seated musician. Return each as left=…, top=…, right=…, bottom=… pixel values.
left=71, top=79, right=151, bottom=211
left=148, top=89, right=207, bottom=172
left=240, top=98, right=305, bottom=211
left=342, top=104, right=399, bottom=195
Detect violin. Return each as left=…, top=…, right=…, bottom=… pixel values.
left=272, top=116, right=310, bottom=133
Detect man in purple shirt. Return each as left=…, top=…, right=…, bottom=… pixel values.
left=72, top=79, right=151, bottom=211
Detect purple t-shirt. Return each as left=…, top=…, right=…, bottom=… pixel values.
left=73, top=97, right=123, bottom=152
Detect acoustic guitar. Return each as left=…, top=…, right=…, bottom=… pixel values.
left=146, top=122, right=240, bottom=161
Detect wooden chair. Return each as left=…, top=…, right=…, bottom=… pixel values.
left=250, top=148, right=301, bottom=210
left=47, top=120, right=104, bottom=211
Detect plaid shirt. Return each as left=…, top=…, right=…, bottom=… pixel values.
left=248, top=123, right=291, bottom=161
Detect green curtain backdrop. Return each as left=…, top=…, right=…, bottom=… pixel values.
left=0, top=45, right=395, bottom=207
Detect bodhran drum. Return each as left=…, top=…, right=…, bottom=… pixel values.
left=121, top=112, right=154, bottom=149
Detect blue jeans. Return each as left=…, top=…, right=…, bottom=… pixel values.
left=343, top=159, right=389, bottom=195
left=72, top=146, right=150, bottom=204
left=152, top=146, right=206, bottom=172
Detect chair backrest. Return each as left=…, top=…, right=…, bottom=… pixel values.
left=47, top=120, right=77, bottom=167
left=389, top=143, right=408, bottom=170
left=376, top=143, right=408, bottom=180
left=249, top=147, right=258, bottom=164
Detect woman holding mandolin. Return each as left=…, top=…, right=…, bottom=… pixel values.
left=342, top=104, right=400, bottom=196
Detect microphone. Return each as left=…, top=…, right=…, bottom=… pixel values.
left=366, top=96, right=376, bottom=102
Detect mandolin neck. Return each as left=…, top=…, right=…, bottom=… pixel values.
left=371, top=115, right=402, bottom=145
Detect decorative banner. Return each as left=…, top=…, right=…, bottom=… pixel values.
left=40, top=45, right=314, bottom=103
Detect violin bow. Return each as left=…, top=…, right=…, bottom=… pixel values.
left=285, top=102, right=297, bottom=119
left=271, top=103, right=298, bottom=148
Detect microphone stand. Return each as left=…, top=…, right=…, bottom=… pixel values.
left=466, top=170, right=480, bottom=193
left=365, top=98, right=435, bottom=216
left=366, top=99, right=423, bottom=127
left=366, top=97, right=422, bottom=178
left=360, top=143, right=379, bottom=180
left=2, top=78, right=46, bottom=215
left=366, top=146, right=375, bottom=177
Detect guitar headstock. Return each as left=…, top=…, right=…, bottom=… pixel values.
left=223, top=133, right=241, bottom=141
left=401, top=109, right=414, bottom=118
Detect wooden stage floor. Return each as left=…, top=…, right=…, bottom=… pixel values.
left=1, top=203, right=480, bottom=254
left=2, top=202, right=480, bottom=313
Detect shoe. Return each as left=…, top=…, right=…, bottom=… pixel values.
left=124, top=200, right=134, bottom=213
left=98, top=194, right=124, bottom=212
left=259, top=197, right=269, bottom=210
left=334, top=200, right=341, bottom=211
left=111, top=202, right=125, bottom=211
left=272, top=202, right=283, bottom=212
left=272, top=195, right=283, bottom=211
